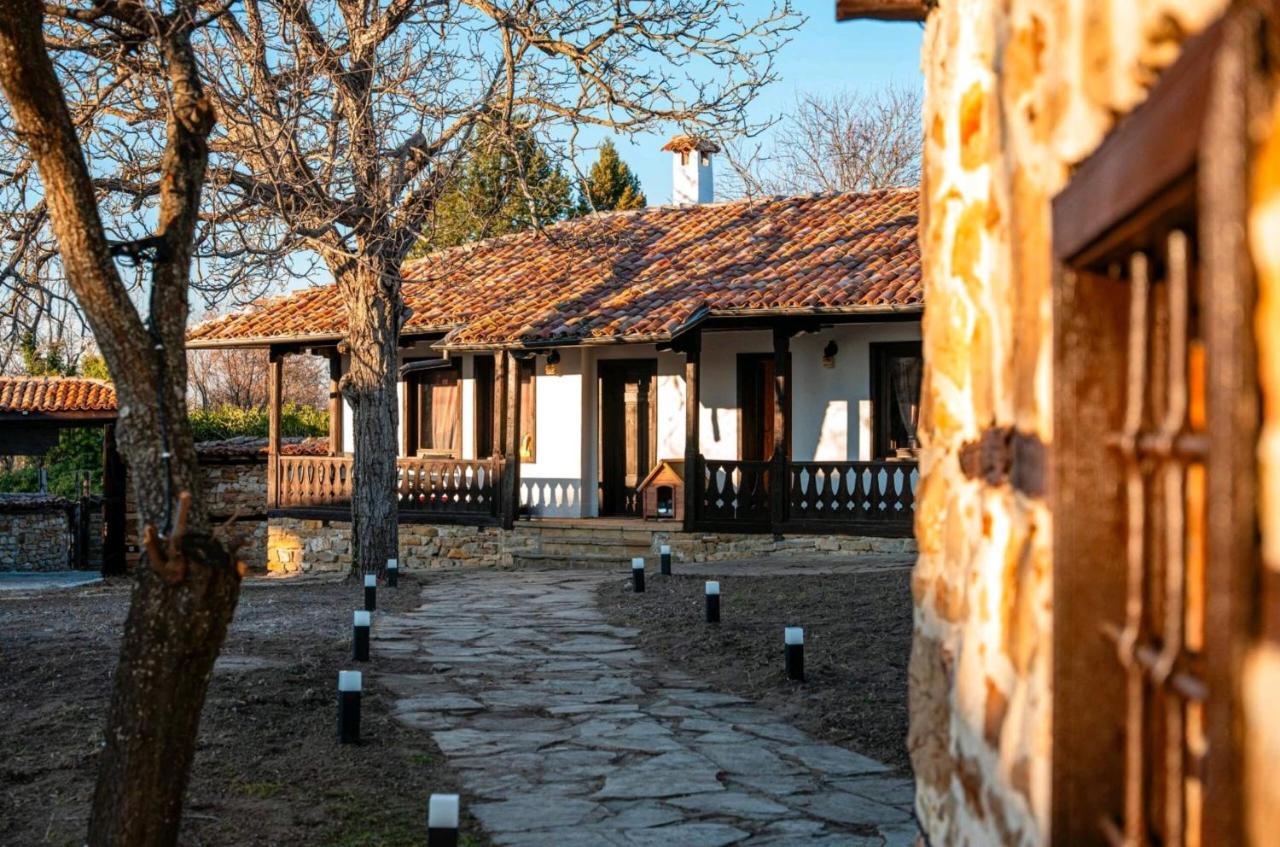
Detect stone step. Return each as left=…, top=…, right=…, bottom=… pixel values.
left=515, top=526, right=662, bottom=546
left=510, top=552, right=657, bottom=570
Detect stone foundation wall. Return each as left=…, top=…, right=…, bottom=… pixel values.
left=0, top=498, right=71, bottom=571
left=913, top=1, right=1230, bottom=844
left=266, top=516, right=916, bottom=575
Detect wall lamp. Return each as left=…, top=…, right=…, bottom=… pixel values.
left=545, top=349, right=562, bottom=375
left=822, top=340, right=839, bottom=369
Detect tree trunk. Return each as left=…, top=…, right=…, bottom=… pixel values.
left=338, top=254, right=401, bottom=576
left=0, top=2, right=245, bottom=843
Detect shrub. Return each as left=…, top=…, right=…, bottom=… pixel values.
left=187, top=404, right=328, bottom=442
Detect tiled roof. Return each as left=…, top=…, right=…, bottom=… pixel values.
left=187, top=189, right=920, bottom=349
left=195, top=435, right=328, bottom=459
left=0, top=376, right=117, bottom=416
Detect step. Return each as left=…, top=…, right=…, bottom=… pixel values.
left=511, top=552, right=658, bottom=570
left=538, top=541, right=654, bottom=559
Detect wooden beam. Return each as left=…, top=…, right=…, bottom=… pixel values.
left=493, top=352, right=508, bottom=459
left=683, top=331, right=701, bottom=531
left=835, top=0, right=928, bottom=22
left=328, top=352, right=344, bottom=456
left=267, top=353, right=283, bottom=509
left=770, top=327, right=792, bottom=530
left=501, top=350, right=522, bottom=529
left=101, top=423, right=127, bottom=576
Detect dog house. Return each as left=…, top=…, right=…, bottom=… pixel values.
left=636, top=459, right=685, bottom=521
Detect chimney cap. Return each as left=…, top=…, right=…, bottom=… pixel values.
left=662, top=135, right=720, bottom=155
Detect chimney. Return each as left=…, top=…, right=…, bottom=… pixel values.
left=663, top=135, right=719, bottom=205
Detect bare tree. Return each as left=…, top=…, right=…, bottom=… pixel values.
left=174, top=0, right=799, bottom=575
left=0, top=1, right=246, bottom=844
left=188, top=346, right=326, bottom=410
left=724, top=83, right=921, bottom=198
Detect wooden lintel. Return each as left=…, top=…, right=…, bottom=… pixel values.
left=835, top=0, right=929, bottom=21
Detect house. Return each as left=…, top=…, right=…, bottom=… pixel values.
left=187, top=142, right=923, bottom=568
left=837, top=1, right=1280, bottom=846
left=0, top=376, right=126, bottom=573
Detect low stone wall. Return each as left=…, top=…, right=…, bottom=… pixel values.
left=266, top=515, right=916, bottom=574
left=0, top=496, right=72, bottom=572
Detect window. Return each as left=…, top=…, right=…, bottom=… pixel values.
left=870, top=341, right=922, bottom=460
left=407, top=365, right=460, bottom=457
left=519, top=358, right=536, bottom=462
left=1050, top=12, right=1267, bottom=844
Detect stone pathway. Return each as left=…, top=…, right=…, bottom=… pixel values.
left=375, top=570, right=918, bottom=846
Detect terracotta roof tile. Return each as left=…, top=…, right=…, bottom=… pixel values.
left=0, top=376, right=117, bottom=415
left=188, top=189, right=920, bottom=349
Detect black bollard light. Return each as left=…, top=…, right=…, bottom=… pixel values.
left=659, top=544, right=672, bottom=576
left=705, top=580, right=721, bottom=623
left=427, top=793, right=460, bottom=847
left=337, top=670, right=362, bottom=743
left=364, top=573, right=377, bottom=612
left=631, top=557, right=645, bottom=593
left=353, top=610, right=371, bottom=661
left=386, top=557, right=399, bottom=588
left=784, top=627, right=805, bottom=682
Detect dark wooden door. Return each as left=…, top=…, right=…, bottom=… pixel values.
left=598, top=360, right=657, bottom=516
left=738, top=354, right=776, bottom=461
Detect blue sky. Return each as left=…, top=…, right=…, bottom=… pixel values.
left=592, top=14, right=923, bottom=205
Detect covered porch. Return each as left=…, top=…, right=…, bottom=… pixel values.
left=263, top=314, right=920, bottom=539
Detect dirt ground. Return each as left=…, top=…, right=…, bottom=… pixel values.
left=597, top=567, right=914, bottom=771
left=0, top=574, right=488, bottom=847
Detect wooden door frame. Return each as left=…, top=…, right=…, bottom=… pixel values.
left=402, top=358, right=463, bottom=458
left=869, top=340, right=924, bottom=460
left=596, top=358, right=658, bottom=517
left=736, top=352, right=791, bottom=461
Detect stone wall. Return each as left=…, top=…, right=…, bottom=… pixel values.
left=0, top=496, right=71, bottom=571
left=912, top=1, right=1229, bottom=844
left=266, top=516, right=916, bottom=575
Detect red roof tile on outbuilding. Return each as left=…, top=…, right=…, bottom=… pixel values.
left=0, top=376, right=117, bottom=416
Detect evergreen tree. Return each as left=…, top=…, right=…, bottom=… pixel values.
left=418, top=124, right=574, bottom=253
left=577, top=139, right=646, bottom=214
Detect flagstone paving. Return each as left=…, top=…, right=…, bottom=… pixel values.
left=375, top=570, right=918, bottom=846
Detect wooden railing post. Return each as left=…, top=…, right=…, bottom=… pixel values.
left=267, top=350, right=284, bottom=509
left=770, top=326, right=792, bottom=532
left=500, top=350, right=521, bottom=529
left=328, top=350, right=344, bottom=456
left=683, top=329, right=701, bottom=531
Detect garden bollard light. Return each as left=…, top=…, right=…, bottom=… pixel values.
left=785, top=627, right=805, bottom=682
left=364, top=573, right=377, bottom=612
left=337, top=670, right=362, bottom=743
left=427, top=793, right=460, bottom=847
left=386, top=557, right=399, bottom=588
left=705, top=581, right=721, bottom=623
left=353, top=610, right=371, bottom=662
left=660, top=544, right=672, bottom=575
left=632, top=557, right=645, bottom=593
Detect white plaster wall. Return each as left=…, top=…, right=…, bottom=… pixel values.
left=519, top=348, right=586, bottom=516
left=460, top=354, right=476, bottom=461
left=791, top=322, right=922, bottom=462
left=696, top=330, right=771, bottom=460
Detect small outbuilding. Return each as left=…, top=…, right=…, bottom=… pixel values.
left=636, top=459, right=685, bottom=521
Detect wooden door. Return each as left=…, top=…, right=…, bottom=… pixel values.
left=598, top=360, right=657, bottom=516
left=738, top=354, right=776, bottom=461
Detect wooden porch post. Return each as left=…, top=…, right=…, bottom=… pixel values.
left=683, top=330, right=701, bottom=531
left=500, top=351, right=522, bottom=529
left=328, top=351, right=344, bottom=455
left=770, top=326, right=792, bottom=531
left=101, top=422, right=127, bottom=576
left=493, top=351, right=508, bottom=459
left=267, top=350, right=283, bottom=509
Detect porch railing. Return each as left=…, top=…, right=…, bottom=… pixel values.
left=693, top=455, right=916, bottom=536
left=276, top=454, right=499, bottom=518
left=787, top=460, right=917, bottom=535
left=697, top=458, right=773, bottom=526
